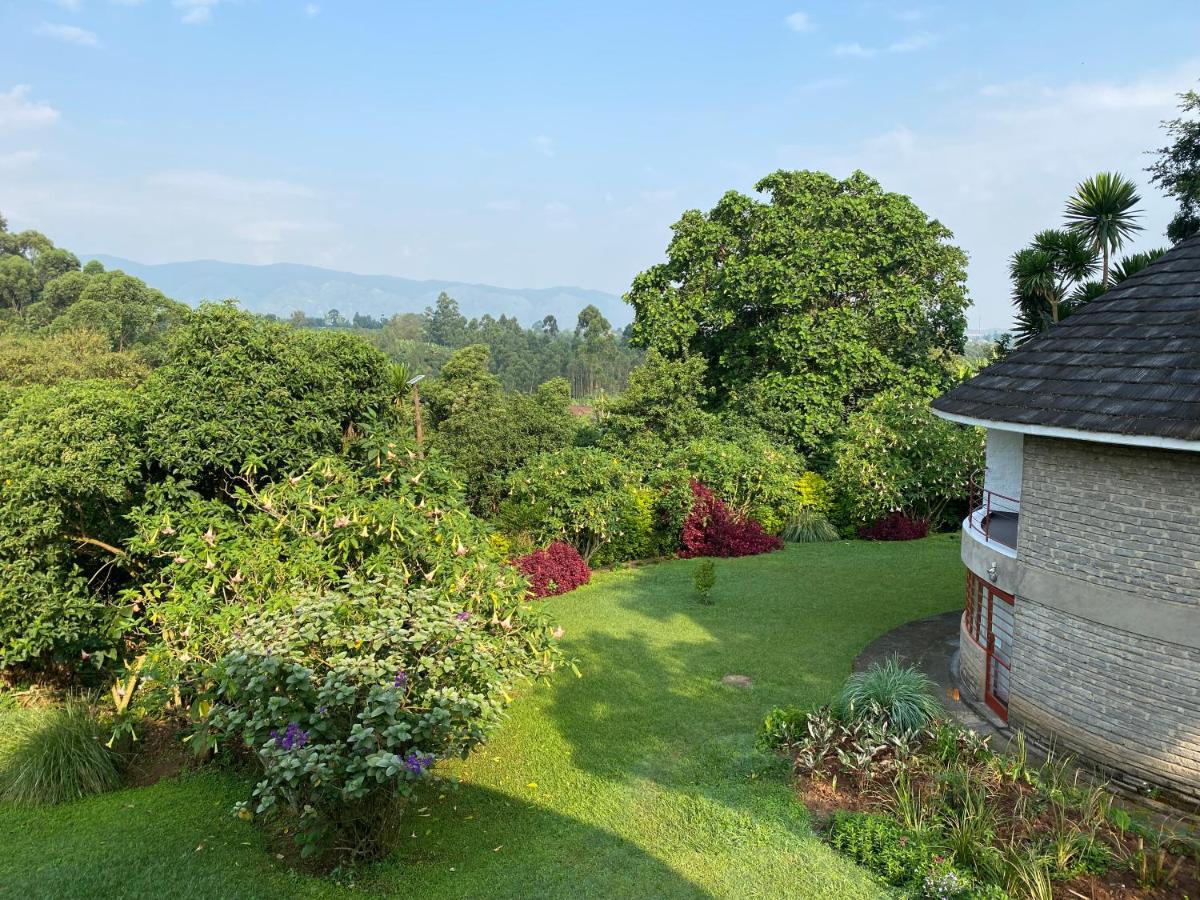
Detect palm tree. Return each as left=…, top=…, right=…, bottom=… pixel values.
left=1064, top=172, right=1143, bottom=285
left=1009, top=229, right=1098, bottom=339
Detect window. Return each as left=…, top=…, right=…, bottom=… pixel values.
left=964, top=571, right=1013, bottom=645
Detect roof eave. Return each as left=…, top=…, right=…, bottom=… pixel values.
left=931, top=407, right=1200, bottom=453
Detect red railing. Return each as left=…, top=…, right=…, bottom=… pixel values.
left=967, top=471, right=1020, bottom=550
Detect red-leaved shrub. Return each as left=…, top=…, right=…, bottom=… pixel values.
left=515, top=541, right=592, bottom=598
left=858, top=511, right=930, bottom=541
left=679, top=481, right=783, bottom=558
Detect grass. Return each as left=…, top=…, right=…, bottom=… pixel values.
left=0, top=535, right=963, bottom=899
left=0, top=699, right=120, bottom=806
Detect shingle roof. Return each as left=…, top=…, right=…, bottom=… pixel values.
left=933, top=235, right=1200, bottom=443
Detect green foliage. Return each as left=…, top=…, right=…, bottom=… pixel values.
left=0, top=379, right=144, bottom=668
left=781, top=508, right=839, bottom=543
left=825, top=811, right=938, bottom=887
left=834, top=657, right=941, bottom=733
left=141, top=304, right=393, bottom=482
left=423, top=345, right=575, bottom=512
left=599, top=349, right=714, bottom=454
left=1148, top=88, right=1200, bottom=244
left=0, top=330, right=149, bottom=391
left=127, top=448, right=521, bottom=676
left=829, top=387, right=983, bottom=529
left=211, top=577, right=558, bottom=860
left=692, top=558, right=716, bottom=605
left=796, top=471, right=832, bottom=515
left=1064, top=172, right=1143, bottom=284
left=755, top=705, right=808, bottom=751
left=0, top=700, right=120, bottom=805
left=501, top=447, right=661, bottom=564
left=665, top=434, right=805, bottom=534
left=627, top=169, right=970, bottom=460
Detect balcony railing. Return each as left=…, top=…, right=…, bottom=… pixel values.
left=967, top=471, right=1020, bottom=550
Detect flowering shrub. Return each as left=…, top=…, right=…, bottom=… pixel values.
left=858, top=511, right=930, bottom=542
left=210, top=577, right=559, bottom=861
left=514, top=542, right=591, bottom=598
left=679, top=481, right=782, bottom=558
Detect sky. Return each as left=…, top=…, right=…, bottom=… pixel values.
left=2, top=1, right=1199, bottom=329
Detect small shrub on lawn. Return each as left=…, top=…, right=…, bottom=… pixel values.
left=835, top=657, right=941, bottom=732
left=208, top=577, right=559, bottom=862
left=781, top=508, right=839, bottom=543
left=0, top=699, right=120, bottom=805
left=858, top=511, right=930, bottom=541
left=692, top=558, right=716, bottom=605
left=755, top=705, right=808, bottom=752
left=515, top=541, right=591, bottom=598
left=679, top=481, right=782, bottom=558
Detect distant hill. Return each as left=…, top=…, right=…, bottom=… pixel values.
left=83, top=256, right=631, bottom=327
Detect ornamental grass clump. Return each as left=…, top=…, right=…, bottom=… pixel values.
left=781, top=508, right=839, bottom=543
left=0, top=699, right=120, bottom=806
left=208, top=576, right=560, bottom=862
left=834, top=657, right=941, bottom=733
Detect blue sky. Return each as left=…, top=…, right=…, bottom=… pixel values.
left=2, top=1, right=1199, bottom=328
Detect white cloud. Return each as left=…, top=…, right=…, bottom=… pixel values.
left=232, top=219, right=326, bottom=244
left=531, top=134, right=556, bottom=158
left=35, top=22, right=101, bottom=46
left=304, top=3, right=319, bottom=17
left=779, top=61, right=1196, bottom=329
left=887, top=31, right=935, bottom=53
left=174, top=0, right=220, bottom=25
left=146, top=170, right=316, bottom=199
left=832, top=42, right=876, bottom=58
left=0, top=85, right=60, bottom=130
left=0, top=150, right=41, bottom=168
left=784, top=11, right=812, bottom=33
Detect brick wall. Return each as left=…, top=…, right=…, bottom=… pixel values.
left=1011, top=599, right=1200, bottom=799
left=1019, top=437, right=1200, bottom=607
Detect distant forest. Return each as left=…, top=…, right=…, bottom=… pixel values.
left=275, top=293, right=642, bottom=398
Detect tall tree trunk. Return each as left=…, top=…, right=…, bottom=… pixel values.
left=1102, top=244, right=1110, bottom=286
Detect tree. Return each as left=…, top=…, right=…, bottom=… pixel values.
left=600, top=349, right=714, bottom=453
left=1148, top=88, right=1200, bottom=244
left=422, top=292, right=468, bottom=347
left=626, top=169, right=969, bottom=460
left=1063, top=172, right=1143, bottom=284
left=1009, top=229, right=1097, bottom=341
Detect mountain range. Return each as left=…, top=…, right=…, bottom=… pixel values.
left=83, top=256, right=631, bottom=327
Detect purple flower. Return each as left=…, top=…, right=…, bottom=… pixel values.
left=404, top=752, right=435, bottom=775
left=272, top=722, right=309, bottom=751
left=393, top=671, right=407, bottom=688
left=456, top=611, right=470, bottom=622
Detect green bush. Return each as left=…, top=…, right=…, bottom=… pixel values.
left=666, top=434, right=805, bottom=534
left=829, top=386, right=983, bottom=530
left=756, top=705, right=808, bottom=751
left=781, top=508, right=839, bottom=543
left=210, top=577, right=559, bottom=860
left=835, top=657, right=941, bottom=733
left=0, top=378, right=144, bottom=669
left=127, top=445, right=524, bottom=683
left=501, top=447, right=656, bottom=564
left=0, top=700, right=120, bottom=805
left=692, top=558, right=716, bottom=605
left=825, top=810, right=938, bottom=886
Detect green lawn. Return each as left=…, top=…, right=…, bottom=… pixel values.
left=0, top=536, right=963, bottom=899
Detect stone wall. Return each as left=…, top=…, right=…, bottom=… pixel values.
left=1019, top=437, right=1200, bottom=608
left=958, top=612, right=985, bottom=702
left=1010, top=599, right=1200, bottom=800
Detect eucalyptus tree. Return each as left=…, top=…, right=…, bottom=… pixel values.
left=1063, top=172, right=1143, bottom=284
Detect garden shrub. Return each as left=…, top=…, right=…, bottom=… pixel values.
left=830, top=386, right=983, bottom=531
left=858, top=511, right=930, bottom=541
left=692, top=558, right=716, bottom=605
left=796, top=471, right=832, bottom=515
left=209, top=577, right=559, bottom=860
left=515, top=542, right=591, bottom=598
left=0, top=378, right=145, bottom=670
left=781, top=508, right=839, bottom=543
left=127, top=445, right=524, bottom=682
left=835, top=657, right=942, bottom=735
left=756, top=705, right=809, bottom=751
left=679, top=481, right=782, bottom=558
left=501, top=447, right=653, bottom=563
left=0, top=699, right=120, bottom=805
left=825, top=811, right=939, bottom=886
left=666, top=434, right=805, bottom=534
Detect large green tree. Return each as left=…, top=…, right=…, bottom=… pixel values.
left=1148, top=88, right=1200, bottom=244
left=626, top=170, right=969, bottom=461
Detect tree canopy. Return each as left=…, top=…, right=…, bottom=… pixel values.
left=1148, top=88, right=1200, bottom=244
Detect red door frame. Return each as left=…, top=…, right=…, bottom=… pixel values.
left=983, top=584, right=1015, bottom=721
